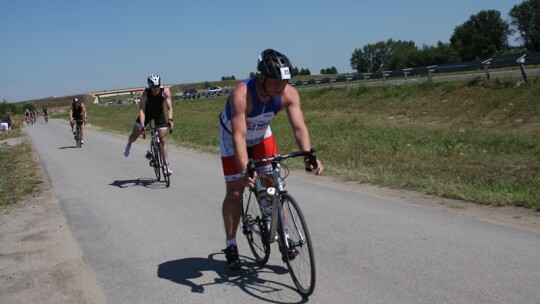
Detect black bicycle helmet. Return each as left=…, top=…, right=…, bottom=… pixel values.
left=257, top=49, right=293, bottom=80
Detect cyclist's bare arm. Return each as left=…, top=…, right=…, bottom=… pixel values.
left=138, top=90, right=147, bottom=127
left=230, top=82, right=250, bottom=171
left=282, top=86, right=324, bottom=174
left=164, top=88, right=174, bottom=131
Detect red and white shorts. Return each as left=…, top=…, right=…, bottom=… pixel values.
left=219, top=125, right=278, bottom=182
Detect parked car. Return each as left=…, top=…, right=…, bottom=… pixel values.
left=205, top=86, right=223, bottom=97
left=183, top=88, right=200, bottom=99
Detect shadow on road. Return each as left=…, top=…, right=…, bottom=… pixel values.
left=108, top=178, right=164, bottom=189
left=58, top=146, right=80, bottom=149
left=158, top=253, right=305, bottom=303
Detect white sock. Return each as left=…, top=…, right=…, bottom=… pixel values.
left=226, top=238, right=236, bottom=248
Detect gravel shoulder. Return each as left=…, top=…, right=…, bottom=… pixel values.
left=0, top=135, right=106, bottom=304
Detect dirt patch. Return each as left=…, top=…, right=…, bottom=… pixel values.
left=0, top=138, right=106, bottom=304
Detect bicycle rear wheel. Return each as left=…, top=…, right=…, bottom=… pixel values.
left=280, top=193, right=316, bottom=297
left=242, top=194, right=270, bottom=264
left=152, top=142, right=161, bottom=181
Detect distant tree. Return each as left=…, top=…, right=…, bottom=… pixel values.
left=221, top=75, right=236, bottom=81
left=351, top=39, right=420, bottom=73
left=300, top=68, right=311, bottom=76
left=417, top=42, right=460, bottom=66
left=384, top=40, right=418, bottom=70
left=450, top=10, right=511, bottom=61
left=0, top=100, right=19, bottom=114
left=249, top=71, right=260, bottom=78
left=320, top=66, right=338, bottom=74
left=350, top=41, right=386, bottom=73
left=509, top=0, right=540, bottom=51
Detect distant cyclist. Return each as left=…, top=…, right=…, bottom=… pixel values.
left=31, top=109, right=37, bottom=124
left=24, top=108, right=30, bottom=124
left=123, top=74, right=175, bottom=175
left=42, top=105, right=49, bottom=121
left=218, top=49, right=323, bottom=270
left=0, top=112, right=13, bottom=139
left=69, top=97, right=87, bottom=144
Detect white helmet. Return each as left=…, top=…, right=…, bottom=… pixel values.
left=147, top=74, right=161, bottom=87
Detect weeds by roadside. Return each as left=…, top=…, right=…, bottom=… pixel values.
left=0, top=143, right=39, bottom=207
left=0, top=124, right=40, bottom=207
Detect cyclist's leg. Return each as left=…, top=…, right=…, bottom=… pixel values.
left=158, top=127, right=168, bottom=161
left=220, top=127, right=245, bottom=269
left=124, top=117, right=144, bottom=156
left=251, top=135, right=279, bottom=209
left=154, top=114, right=169, bottom=161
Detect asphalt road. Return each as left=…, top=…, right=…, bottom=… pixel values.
left=25, top=119, right=540, bottom=303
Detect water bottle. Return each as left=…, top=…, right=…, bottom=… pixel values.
left=263, top=187, right=276, bottom=216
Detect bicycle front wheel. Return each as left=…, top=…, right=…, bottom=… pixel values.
left=159, top=149, right=170, bottom=188
left=76, top=127, right=81, bottom=148
left=280, top=193, right=316, bottom=297
left=152, top=142, right=161, bottom=181
left=242, top=194, right=270, bottom=264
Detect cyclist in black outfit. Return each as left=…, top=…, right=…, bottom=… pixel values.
left=69, top=97, right=87, bottom=143
left=123, top=74, right=174, bottom=174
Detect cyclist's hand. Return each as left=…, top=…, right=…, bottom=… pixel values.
left=305, top=159, right=324, bottom=175
left=241, top=169, right=256, bottom=188
left=84, top=119, right=87, bottom=126
left=168, top=120, right=174, bottom=133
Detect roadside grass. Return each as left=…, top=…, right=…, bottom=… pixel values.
left=57, top=77, right=540, bottom=209
left=0, top=117, right=40, bottom=207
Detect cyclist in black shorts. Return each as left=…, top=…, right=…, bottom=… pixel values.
left=123, top=74, right=175, bottom=174
left=69, top=97, right=87, bottom=143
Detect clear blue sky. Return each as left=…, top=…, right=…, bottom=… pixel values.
left=0, top=0, right=523, bottom=102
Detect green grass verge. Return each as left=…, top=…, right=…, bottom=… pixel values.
left=0, top=124, right=40, bottom=207
left=55, top=76, right=540, bottom=209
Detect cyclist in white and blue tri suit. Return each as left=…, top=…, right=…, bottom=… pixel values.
left=218, top=49, right=323, bottom=270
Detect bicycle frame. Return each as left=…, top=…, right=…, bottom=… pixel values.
left=144, top=123, right=171, bottom=187
left=74, top=119, right=84, bottom=147
left=247, top=149, right=316, bottom=244
left=253, top=163, right=286, bottom=244
left=243, top=148, right=317, bottom=296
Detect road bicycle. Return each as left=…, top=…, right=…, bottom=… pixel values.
left=241, top=149, right=317, bottom=297
left=73, top=119, right=85, bottom=148
left=143, top=122, right=171, bottom=188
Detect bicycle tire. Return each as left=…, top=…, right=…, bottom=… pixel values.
left=242, top=193, right=270, bottom=264
left=76, top=126, right=82, bottom=148
left=159, top=147, right=170, bottom=187
left=280, top=193, right=316, bottom=297
left=152, top=141, right=161, bottom=181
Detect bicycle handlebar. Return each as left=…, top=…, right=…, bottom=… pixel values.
left=247, top=148, right=317, bottom=177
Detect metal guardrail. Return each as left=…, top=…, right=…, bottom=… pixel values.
left=292, top=52, right=540, bottom=90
